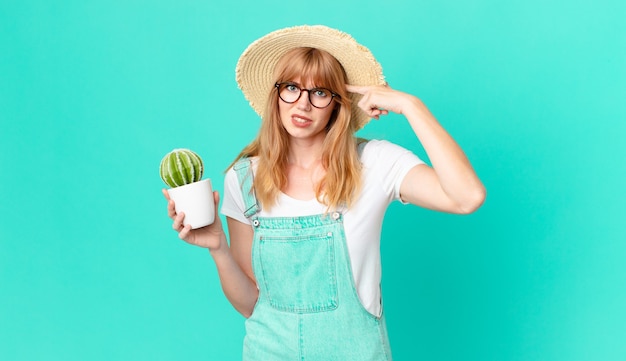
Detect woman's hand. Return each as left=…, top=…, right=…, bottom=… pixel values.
left=346, top=83, right=423, bottom=119
left=162, top=189, right=227, bottom=251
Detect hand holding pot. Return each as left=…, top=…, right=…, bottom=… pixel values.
left=163, top=188, right=226, bottom=250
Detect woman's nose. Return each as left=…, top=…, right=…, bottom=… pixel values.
left=296, top=90, right=312, bottom=110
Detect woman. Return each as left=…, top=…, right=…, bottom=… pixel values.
left=164, top=25, right=485, bottom=360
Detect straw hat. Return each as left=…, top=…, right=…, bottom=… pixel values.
left=235, top=25, right=386, bottom=130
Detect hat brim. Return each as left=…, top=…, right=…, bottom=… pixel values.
left=236, top=25, right=385, bottom=130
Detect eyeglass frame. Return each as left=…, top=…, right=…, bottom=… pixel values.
left=274, top=82, right=339, bottom=109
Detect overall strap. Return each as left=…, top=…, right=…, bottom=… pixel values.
left=233, top=158, right=261, bottom=219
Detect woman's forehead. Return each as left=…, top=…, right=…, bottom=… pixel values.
left=283, top=77, right=326, bottom=88
left=281, top=70, right=331, bottom=88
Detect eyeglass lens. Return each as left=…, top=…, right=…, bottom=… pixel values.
left=277, top=83, right=335, bottom=108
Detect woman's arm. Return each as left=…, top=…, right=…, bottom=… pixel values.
left=217, top=217, right=258, bottom=317
left=163, top=189, right=259, bottom=317
left=347, top=84, right=486, bottom=214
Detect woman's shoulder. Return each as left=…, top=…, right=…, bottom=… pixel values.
left=226, top=156, right=259, bottom=173
left=360, top=139, right=425, bottom=176
left=360, top=139, right=413, bottom=161
left=225, top=156, right=259, bottom=184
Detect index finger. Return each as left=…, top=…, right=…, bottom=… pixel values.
left=345, top=84, right=368, bottom=94
left=162, top=188, right=171, bottom=201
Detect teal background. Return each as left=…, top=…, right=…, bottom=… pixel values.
left=1, top=0, right=624, bottom=360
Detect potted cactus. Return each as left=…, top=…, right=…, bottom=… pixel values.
left=160, top=148, right=215, bottom=229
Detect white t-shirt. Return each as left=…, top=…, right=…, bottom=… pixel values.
left=220, top=139, right=424, bottom=317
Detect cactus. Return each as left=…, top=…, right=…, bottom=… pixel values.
left=160, top=149, right=204, bottom=188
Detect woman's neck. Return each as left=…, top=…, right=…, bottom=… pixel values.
left=284, top=140, right=326, bottom=200
left=287, top=138, right=324, bottom=169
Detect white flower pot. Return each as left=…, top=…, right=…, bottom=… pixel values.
left=167, top=179, right=215, bottom=229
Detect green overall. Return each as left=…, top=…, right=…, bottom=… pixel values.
left=233, top=159, right=392, bottom=361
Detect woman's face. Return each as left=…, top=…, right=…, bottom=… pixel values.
left=278, top=78, right=337, bottom=143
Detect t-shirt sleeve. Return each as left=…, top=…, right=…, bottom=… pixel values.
left=220, top=166, right=251, bottom=225
left=363, top=139, right=425, bottom=202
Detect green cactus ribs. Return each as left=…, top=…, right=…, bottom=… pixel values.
left=160, top=149, right=204, bottom=188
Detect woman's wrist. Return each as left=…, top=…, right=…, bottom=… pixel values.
left=208, top=234, right=230, bottom=258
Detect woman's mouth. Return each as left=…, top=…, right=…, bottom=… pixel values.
left=292, top=115, right=312, bottom=126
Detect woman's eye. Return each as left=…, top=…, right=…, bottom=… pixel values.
left=313, top=89, right=328, bottom=97
left=286, top=84, right=299, bottom=92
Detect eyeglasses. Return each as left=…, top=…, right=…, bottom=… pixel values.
left=275, top=82, right=339, bottom=109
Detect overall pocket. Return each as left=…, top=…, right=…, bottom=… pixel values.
left=258, top=232, right=338, bottom=313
